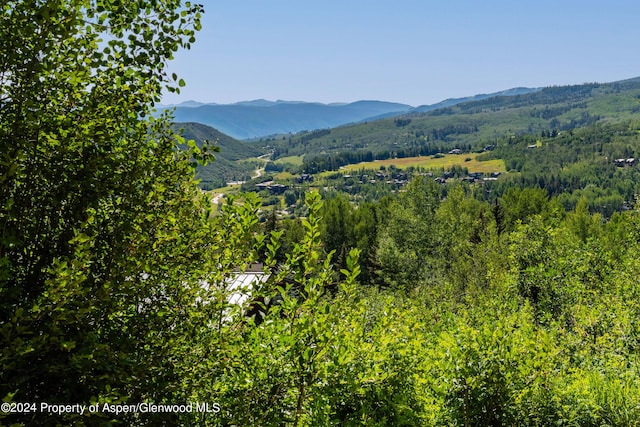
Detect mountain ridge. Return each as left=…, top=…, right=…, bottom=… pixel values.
left=160, top=100, right=413, bottom=139
left=160, top=88, right=545, bottom=140
left=411, top=87, right=541, bottom=113
left=266, top=77, right=640, bottom=167
left=165, top=76, right=640, bottom=157
left=170, top=76, right=640, bottom=187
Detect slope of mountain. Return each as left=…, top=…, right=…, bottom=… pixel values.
left=172, top=122, right=266, bottom=187
left=161, top=89, right=547, bottom=140
left=270, top=78, right=640, bottom=165
left=162, top=100, right=413, bottom=139
left=411, top=87, right=541, bottom=113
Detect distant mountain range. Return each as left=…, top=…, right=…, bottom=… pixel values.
left=160, top=87, right=536, bottom=140
left=159, top=100, right=412, bottom=140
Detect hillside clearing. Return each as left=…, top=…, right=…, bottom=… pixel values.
left=339, top=153, right=506, bottom=174
left=274, top=155, right=304, bottom=166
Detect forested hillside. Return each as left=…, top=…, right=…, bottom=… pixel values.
left=478, top=121, right=640, bottom=215
left=269, top=78, right=640, bottom=173
left=4, top=1, right=640, bottom=426
left=173, top=122, right=266, bottom=187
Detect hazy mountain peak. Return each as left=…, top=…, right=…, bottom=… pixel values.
left=167, top=100, right=415, bottom=139
left=232, top=99, right=276, bottom=107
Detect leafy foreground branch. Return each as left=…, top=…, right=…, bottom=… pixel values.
left=181, top=192, right=425, bottom=426
left=184, top=193, right=640, bottom=426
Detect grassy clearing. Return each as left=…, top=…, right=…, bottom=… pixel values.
left=340, top=153, right=506, bottom=174
left=274, top=171, right=295, bottom=180
left=204, top=186, right=235, bottom=196
left=274, top=155, right=304, bottom=166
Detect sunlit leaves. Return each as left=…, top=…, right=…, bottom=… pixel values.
left=0, top=1, right=205, bottom=425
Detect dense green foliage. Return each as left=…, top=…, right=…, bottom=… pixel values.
left=205, top=185, right=640, bottom=426
left=4, top=1, right=640, bottom=426
left=478, top=121, right=640, bottom=215
left=305, top=179, right=640, bottom=426
left=0, top=1, right=213, bottom=425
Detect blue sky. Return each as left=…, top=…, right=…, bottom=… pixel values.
left=163, top=0, right=640, bottom=106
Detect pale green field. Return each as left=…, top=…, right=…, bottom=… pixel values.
left=274, top=171, right=295, bottom=180
left=339, top=153, right=505, bottom=174
left=274, top=155, right=304, bottom=166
